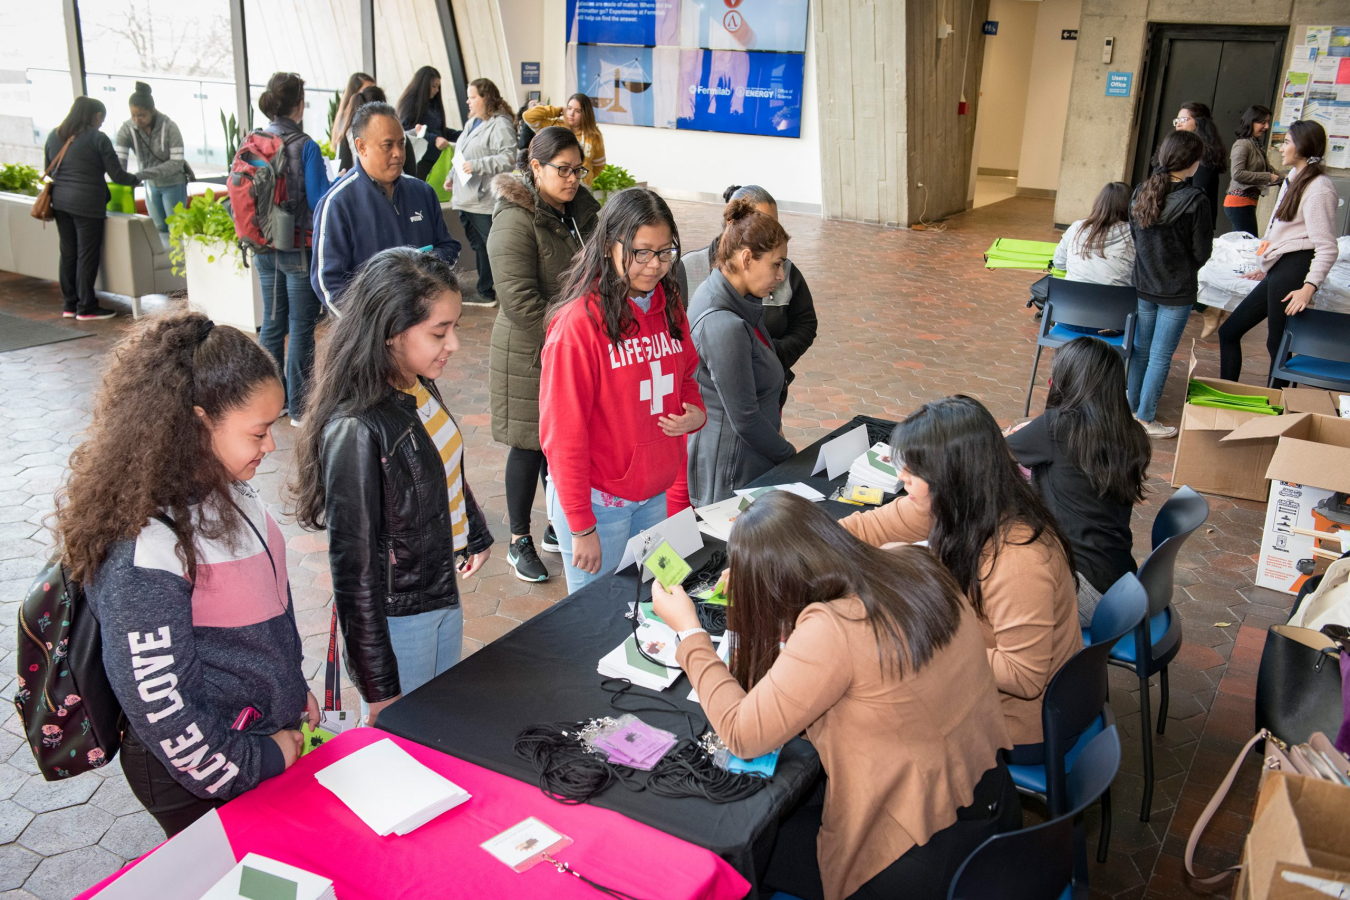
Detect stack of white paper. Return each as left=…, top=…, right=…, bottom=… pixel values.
left=732, top=483, right=826, bottom=502
left=315, top=739, right=471, bottom=836
left=201, top=853, right=336, bottom=900
left=598, top=620, right=681, bottom=691
left=694, top=495, right=747, bottom=541
left=849, top=443, right=902, bottom=492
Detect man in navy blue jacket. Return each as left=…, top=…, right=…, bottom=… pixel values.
left=310, top=101, right=461, bottom=313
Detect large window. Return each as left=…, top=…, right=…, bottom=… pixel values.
left=0, top=1, right=74, bottom=167
left=80, top=0, right=238, bottom=174
left=376, top=0, right=462, bottom=130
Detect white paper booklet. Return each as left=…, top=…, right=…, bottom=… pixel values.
left=848, top=442, right=902, bottom=492
left=315, top=739, right=470, bottom=836
left=201, top=853, right=336, bottom=900
left=597, top=620, right=681, bottom=691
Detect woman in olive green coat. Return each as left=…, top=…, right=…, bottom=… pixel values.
left=487, top=126, right=601, bottom=583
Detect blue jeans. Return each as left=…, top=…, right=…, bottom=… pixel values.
left=1127, top=300, right=1191, bottom=423
left=359, top=604, right=464, bottom=720
left=145, top=182, right=188, bottom=233
left=546, top=482, right=669, bottom=593
left=256, top=249, right=322, bottom=419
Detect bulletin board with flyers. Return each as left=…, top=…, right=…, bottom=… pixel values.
left=563, top=0, right=808, bottom=138
left=1277, top=26, right=1350, bottom=168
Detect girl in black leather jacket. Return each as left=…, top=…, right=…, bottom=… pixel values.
left=292, top=249, right=493, bottom=725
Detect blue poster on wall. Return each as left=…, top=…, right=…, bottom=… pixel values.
left=676, top=49, right=803, bottom=138
left=567, top=0, right=679, bottom=46
left=678, top=0, right=808, bottom=52
left=577, top=44, right=682, bottom=128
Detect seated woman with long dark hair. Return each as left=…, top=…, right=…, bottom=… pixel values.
left=1008, top=337, right=1150, bottom=626
left=653, top=491, right=1017, bottom=900
left=840, top=396, right=1080, bottom=756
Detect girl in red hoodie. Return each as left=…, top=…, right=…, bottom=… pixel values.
left=540, top=188, right=705, bottom=591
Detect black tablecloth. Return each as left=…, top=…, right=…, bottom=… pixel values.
left=745, top=414, right=903, bottom=517
left=378, top=415, right=898, bottom=887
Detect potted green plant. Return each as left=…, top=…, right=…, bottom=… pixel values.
left=0, top=163, right=41, bottom=197
left=167, top=189, right=262, bottom=331
left=589, top=164, right=639, bottom=206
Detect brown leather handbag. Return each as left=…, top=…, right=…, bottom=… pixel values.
left=30, top=136, right=74, bottom=222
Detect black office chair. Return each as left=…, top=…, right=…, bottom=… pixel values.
left=1101, top=486, right=1209, bottom=822
left=950, top=726, right=1123, bottom=900
left=1024, top=279, right=1138, bottom=415
left=1268, top=308, right=1350, bottom=391
left=1007, top=573, right=1147, bottom=871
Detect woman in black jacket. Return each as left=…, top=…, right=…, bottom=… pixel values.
left=1128, top=130, right=1211, bottom=439
left=396, top=66, right=462, bottom=179
left=44, top=96, right=139, bottom=320
left=292, top=248, right=492, bottom=726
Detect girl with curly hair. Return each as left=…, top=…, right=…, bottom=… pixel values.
left=54, top=311, right=314, bottom=836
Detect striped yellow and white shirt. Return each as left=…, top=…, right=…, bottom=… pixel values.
left=403, top=382, right=468, bottom=551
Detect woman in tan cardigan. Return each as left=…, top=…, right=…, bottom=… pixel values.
left=522, top=94, right=606, bottom=186
left=652, top=491, right=1017, bottom=900
left=840, top=396, right=1079, bottom=752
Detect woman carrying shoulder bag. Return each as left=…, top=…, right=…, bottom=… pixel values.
left=487, top=127, right=601, bottom=583
left=1218, top=120, right=1339, bottom=386
left=43, top=96, right=140, bottom=320
left=447, top=78, right=518, bottom=308
left=1224, top=105, right=1283, bottom=238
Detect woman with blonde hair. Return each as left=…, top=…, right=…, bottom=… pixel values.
left=523, top=93, right=606, bottom=186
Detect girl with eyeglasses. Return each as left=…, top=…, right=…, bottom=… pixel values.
left=686, top=199, right=797, bottom=508
left=539, top=188, right=705, bottom=592
left=1173, top=101, right=1229, bottom=338
left=486, top=127, right=602, bottom=583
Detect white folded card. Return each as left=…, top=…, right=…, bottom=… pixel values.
left=811, top=424, right=869, bottom=481
left=315, top=738, right=470, bottom=837
left=201, top=853, right=335, bottom=900
left=614, top=506, right=704, bottom=577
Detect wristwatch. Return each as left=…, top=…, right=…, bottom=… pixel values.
left=675, top=627, right=707, bottom=644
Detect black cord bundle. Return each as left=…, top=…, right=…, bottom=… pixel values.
left=513, top=722, right=643, bottom=804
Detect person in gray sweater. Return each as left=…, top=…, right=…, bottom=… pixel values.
left=687, top=200, right=797, bottom=508
left=43, top=97, right=139, bottom=320
left=114, top=82, right=190, bottom=233
left=677, top=184, right=818, bottom=408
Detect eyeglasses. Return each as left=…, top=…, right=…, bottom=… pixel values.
left=628, top=246, right=680, bottom=264
left=1173, top=116, right=1193, bottom=126
left=544, top=162, right=589, bottom=180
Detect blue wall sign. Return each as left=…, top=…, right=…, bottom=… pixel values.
left=983, top=20, right=998, bottom=35
left=521, top=62, right=540, bottom=84
left=1106, top=72, right=1133, bottom=97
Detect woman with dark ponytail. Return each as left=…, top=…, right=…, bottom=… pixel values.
left=114, top=82, right=189, bottom=233
left=686, top=199, right=797, bottom=507
left=56, top=311, right=312, bottom=835
left=486, top=126, right=601, bottom=582
left=255, top=71, right=331, bottom=426
left=1218, top=120, right=1339, bottom=384
left=1128, top=130, right=1211, bottom=438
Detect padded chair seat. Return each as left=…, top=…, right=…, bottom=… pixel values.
left=1103, top=608, right=1171, bottom=664
left=1045, top=324, right=1126, bottom=348
left=1281, top=354, right=1350, bottom=385
left=1007, top=715, right=1106, bottom=795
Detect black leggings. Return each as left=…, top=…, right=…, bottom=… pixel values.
left=1217, top=249, right=1315, bottom=386
left=760, top=762, right=1022, bottom=900
left=120, top=725, right=223, bottom=837
left=1224, top=204, right=1260, bottom=236
left=505, top=447, right=549, bottom=537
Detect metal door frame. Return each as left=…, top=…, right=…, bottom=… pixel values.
left=1129, top=23, right=1287, bottom=186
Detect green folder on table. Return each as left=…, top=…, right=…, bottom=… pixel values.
left=1186, top=380, right=1283, bottom=415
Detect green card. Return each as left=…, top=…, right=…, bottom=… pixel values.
left=300, top=722, right=336, bottom=757
left=239, top=866, right=298, bottom=900
left=625, top=637, right=672, bottom=677
left=705, top=583, right=730, bottom=607
left=638, top=600, right=667, bottom=624
left=643, top=540, right=691, bottom=589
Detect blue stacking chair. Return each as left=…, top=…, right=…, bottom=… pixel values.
left=950, top=726, right=1123, bottom=900
left=1095, top=486, right=1208, bottom=822
left=1024, top=279, right=1138, bottom=415
left=1268, top=308, right=1350, bottom=391
left=1007, top=573, right=1147, bottom=873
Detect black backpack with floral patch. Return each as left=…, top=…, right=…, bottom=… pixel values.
left=14, top=557, right=124, bottom=780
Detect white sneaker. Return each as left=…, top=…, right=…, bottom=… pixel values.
left=1136, top=418, right=1177, bottom=439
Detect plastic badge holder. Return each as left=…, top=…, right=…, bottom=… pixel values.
left=587, top=714, right=678, bottom=770
left=480, top=817, right=574, bottom=873
left=713, top=746, right=781, bottom=778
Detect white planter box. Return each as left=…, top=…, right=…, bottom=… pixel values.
left=184, top=239, right=263, bottom=332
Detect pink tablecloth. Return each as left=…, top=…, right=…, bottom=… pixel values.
left=77, top=728, right=750, bottom=900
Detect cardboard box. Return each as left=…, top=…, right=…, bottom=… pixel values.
left=1242, top=772, right=1350, bottom=900
left=1268, top=862, right=1350, bottom=899
left=1281, top=388, right=1339, bottom=417
left=1172, top=371, right=1286, bottom=501
left=1229, top=413, right=1350, bottom=593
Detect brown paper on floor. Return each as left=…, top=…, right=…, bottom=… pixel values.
left=1244, top=771, right=1350, bottom=900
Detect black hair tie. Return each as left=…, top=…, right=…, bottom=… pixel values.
left=1151, top=165, right=1168, bottom=176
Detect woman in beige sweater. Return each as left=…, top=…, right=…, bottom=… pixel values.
left=840, top=396, right=1079, bottom=751
left=522, top=94, right=606, bottom=186
left=653, top=491, right=1016, bottom=900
